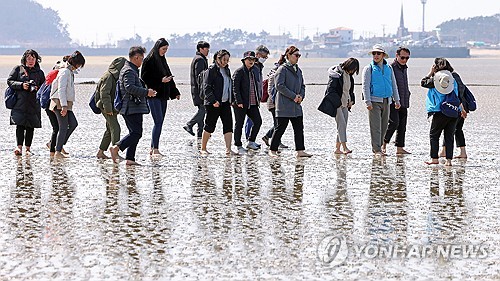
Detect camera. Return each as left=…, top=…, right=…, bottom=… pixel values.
left=27, top=80, right=36, bottom=92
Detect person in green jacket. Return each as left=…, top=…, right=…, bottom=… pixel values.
left=95, top=57, right=126, bottom=159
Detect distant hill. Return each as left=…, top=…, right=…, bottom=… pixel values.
left=0, top=0, right=72, bottom=47
left=437, top=14, right=500, bottom=44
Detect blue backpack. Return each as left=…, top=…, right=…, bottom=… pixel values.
left=36, top=83, right=52, bottom=109
left=463, top=85, right=477, bottom=111
left=4, top=87, right=17, bottom=109
left=113, top=80, right=124, bottom=111
left=89, top=88, right=101, bottom=114
left=440, top=90, right=461, bottom=118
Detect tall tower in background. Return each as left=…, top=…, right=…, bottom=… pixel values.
left=397, top=3, right=409, bottom=38
left=421, top=0, right=427, bottom=32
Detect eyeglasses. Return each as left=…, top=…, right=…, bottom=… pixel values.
left=292, top=53, right=301, bottom=58
left=372, top=51, right=383, bottom=56
left=399, top=56, right=410, bottom=60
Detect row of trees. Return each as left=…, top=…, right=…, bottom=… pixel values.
left=437, top=14, right=500, bottom=44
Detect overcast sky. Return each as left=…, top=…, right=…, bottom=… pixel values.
left=34, top=0, right=500, bottom=45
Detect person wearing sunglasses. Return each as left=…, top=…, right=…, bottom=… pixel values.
left=268, top=45, right=312, bottom=158
left=362, top=44, right=401, bottom=157
left=382, top=47, right=411, bottom=155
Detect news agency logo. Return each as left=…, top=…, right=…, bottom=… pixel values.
left=317, top=234, right=349, bottom=266
left=317, top=233, right=489, bottom=266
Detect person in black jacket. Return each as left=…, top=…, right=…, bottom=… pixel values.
left=324, top=58, right=359, bottom=154
left=184, top=41, right=210, bottom=138
left=232, top=51, right=263, bottom=153
left=110, top=46, right=157, bottom=165
left=141, top=38, right=180, bottom=156
left=383, top=47, right=412, bottom=155
left=200, top=49, right=237, bottom=156
left=7, top=49, right=45, bottom=156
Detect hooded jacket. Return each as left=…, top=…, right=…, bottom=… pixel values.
left=96, top=57, right=126, bottom=114
left=274, top=63, right=305, bottom=118
left=7, top=64, right=45, bottom=128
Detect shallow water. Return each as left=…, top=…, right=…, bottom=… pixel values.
left=0, top=58, right=499, bottom=280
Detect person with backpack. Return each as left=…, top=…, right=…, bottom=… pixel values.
left=200, top=49, right=237, bottom=156
left=7, top=49, right=45, bottom=156
left=184, top=41, right=210, bottom=139
left=268, top=46, right=312, bottom=158
left=109, top=46, right=157, bottom=165
left=41, top=56, right=70, bottom=157
left=232, top=51, right=263, bottom=153
left=141, top=38, right=181, bottom=156
left=49, top=51, right=85, bottom=159
left=94, top=57, right=126, bottom=159
left=434, top=58, right=470, bottom=159
left=421, top=62, right=465, bottom=166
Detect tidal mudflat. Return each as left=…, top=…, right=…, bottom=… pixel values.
left=0, top=57, right=499, bottom=280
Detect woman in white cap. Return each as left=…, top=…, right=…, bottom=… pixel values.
left=361, top=44, right=400, bottom=157
left=421, top=59, right=465, bottom=166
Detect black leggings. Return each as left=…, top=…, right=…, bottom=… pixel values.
left=16, top=125, right=34, bottom=147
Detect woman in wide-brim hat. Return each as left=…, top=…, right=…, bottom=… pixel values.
left=420, top=58, right=466, bottom=166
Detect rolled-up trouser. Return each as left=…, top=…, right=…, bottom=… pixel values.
left=99, top=112, right=121, bottom=151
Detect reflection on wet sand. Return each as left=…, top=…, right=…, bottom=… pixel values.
left=428, top=165, right=467, bottom=243
left=366, top=157, right=408, bottom=244
left=325, top=155, right=354, bottom=233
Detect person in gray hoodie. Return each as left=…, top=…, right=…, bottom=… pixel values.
left=325, top=58, right=359, bottom=154
left=110, top=46, right=157, bottom=165
left=95, top=57, right=126, bottom=159
left=362, top=44, right=401, bottom=157
left=268, top=46, right=312, bottom=158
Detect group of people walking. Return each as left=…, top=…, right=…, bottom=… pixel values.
left=5, top=42, right=472, bottom=166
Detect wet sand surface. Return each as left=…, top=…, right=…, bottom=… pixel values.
left=0, top=57, right=499, bottom=280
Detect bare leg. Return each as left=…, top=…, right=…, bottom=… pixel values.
left=200, top=130, right=211, bottom=155
left=454, top=146, right=467, bottom=158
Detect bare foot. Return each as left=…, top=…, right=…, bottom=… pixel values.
left=381, top=143, right=387, bottom=154
left=334, top=150, right=343, bottom=154
left=454, top=154, right=467, bottom=159
left=61, top=148, right=69, bottom=155
left=444, top=160, right=453, bottom=166
left=425, top=160, right=440, bottom=165
left=126, top=160, right=141, bottom=166
left=14, top=147, right=22, bottom=156
left=96, top=150, right=110, bottom=159
left=54, top=151, right=68, bottom=159
left=396, top=149, right=411, bottom=155
left=296, top=151, right=313, bottom=157
left=344, top=149, right=353, bottom=154
left=151, top=149, right=164, bottom=156
left=200, top=150, right=210, bottom=157
left=109, top=145, right=120, bottom=163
